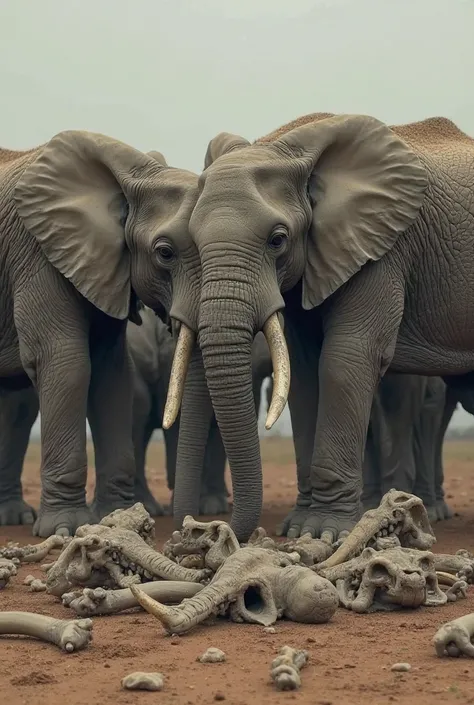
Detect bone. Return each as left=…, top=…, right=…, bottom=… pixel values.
left=122, top=672, right=164, bottom=691
left=270, top=646, right=308, bottom=691
left=434, top=550, right=474, bottom=583
left=61, top=581, right=204, bottom=617
left=198, top=647, right=226, bottom=663
left=23, top=575, right=47, bottom=592
left=0, top=558, right=18, bottom=588
left=433, top=613, right=474, bottom=658
left=0, top=535, right=65, bottom=563
left=0, top=612, right=92, bottom=652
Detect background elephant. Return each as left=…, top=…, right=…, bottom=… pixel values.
left=169, top=111, right=474, bottom=543
left=0, top=134, right=200, bottom=536
left=127, top=307, right=273, bottom=517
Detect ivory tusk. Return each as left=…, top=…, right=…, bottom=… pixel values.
left=263, top=313, right=290, bottom=430
left=163, top=323, right=195, bottom=429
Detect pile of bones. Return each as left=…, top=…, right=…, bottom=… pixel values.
left=1, top=489, right=474, bottom=661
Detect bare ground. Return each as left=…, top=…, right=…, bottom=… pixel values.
left=2, top=438, right=474, bottom=705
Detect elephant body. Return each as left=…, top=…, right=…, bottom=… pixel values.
left=169, top=112, right=474, bottom=542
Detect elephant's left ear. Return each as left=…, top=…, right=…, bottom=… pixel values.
left=277, top=115, right=428, bottom=310
left=204, top=132, right=250, bottom=169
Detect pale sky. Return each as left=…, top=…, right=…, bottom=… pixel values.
left=2, top=0, right=472, bottom=433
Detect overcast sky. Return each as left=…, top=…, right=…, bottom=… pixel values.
left=2, top=0, right=473, bottom=432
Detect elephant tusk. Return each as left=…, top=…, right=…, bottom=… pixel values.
left=163, top=323, right=195, bottom=429
left=263, top=312, right=290, bottom=430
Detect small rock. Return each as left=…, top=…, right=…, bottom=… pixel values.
left=23, top=575, right=35, bottom=585
left=391, top=663, right=411, bottom=672
left=264, top=627, right=276, bottom=634
left=171, top=637, right=180, bottom=645
left=198, top=647, right=226, bottom=663
left=121, top=672, right=164, bottom=691
left=214, top=692, right=226, bottom=701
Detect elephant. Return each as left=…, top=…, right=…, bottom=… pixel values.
left=0, top=307, right=273, bottom=525
left=127, top=306, right=273, bottom=517
left=0, top=132, right=200, bottom=536
left=166, top=110, right=474, bottom=542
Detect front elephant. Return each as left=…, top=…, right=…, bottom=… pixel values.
left=171, top=112, right=474, bottom=542
left=0, top=133, right=200, bottom=536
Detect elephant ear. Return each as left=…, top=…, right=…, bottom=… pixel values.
left=204, top=132, right=250, bottom=169
left=14, top=130, right=155, bottom=320
left=277, top=115, right=428, bottom=309
left=147, top=150, right=168, bottom=166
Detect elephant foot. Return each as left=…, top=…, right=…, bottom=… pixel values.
left=425, top=504, right=439, bottom=524
left=199, top=492, right=229, bottom=516
left=436, top=499, right=455, bottom=521
left=0, top=498, right=36, bottom=526
left=276, top=500, right=361, bottom=542
left=133, top=486, right=167, bottom=517
left=33, top=504, right=93, bottom=537
left=89, top=497, right=137, bottom=521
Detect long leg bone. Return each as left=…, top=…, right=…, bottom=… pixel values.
left=270, top=646, right=308, bottom=691
left=0, top=536, right=65, bottom=562
left=0, top=612, right=92, bottom=652
left=433, top=613, right=474, bottom=657
left=62, top=581, right=204, bottom=617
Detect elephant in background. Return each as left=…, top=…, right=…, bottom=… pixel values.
left=127, top=307, right=273, bottom=517
left=168, top=111, right=474, bottom=542
left=0, top=134, right=200, bottom=536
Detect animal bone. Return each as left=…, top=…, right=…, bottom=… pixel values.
left=198, top=647, right=226, bottom=663
left=270, top=646, right=308, bottom=691
left=433, top=613, right=474, bottom=657
left=122, top=672, right=164, bottom=691
left=0, top=612, right=92, bottom=652
left=0, top=535, right=65, bottom=563
left=0, top=558, right=18, bottom=588
left=45, top=504, right=210, bottom=596
left=248, top=528, right=332, bottom=566
left=62, top=581, right=203, bottom=617
left=23, top=575, right=47, bottom=592
left=130, top=546, right=338, bottom=634
left=318, top=546, right=447, bottom=613
left=434, top=549, right=474, bottom=583
left=319, top=489, right=435, bottom=569
left=164, top=516, right=240, bottom=571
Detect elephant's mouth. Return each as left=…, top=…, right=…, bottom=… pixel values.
left=162, top=312, right=290, bottom=431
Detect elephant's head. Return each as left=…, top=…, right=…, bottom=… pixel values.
left=169, top=113, right=428, bottom=541
left=13, top=130, right=202, bottom=425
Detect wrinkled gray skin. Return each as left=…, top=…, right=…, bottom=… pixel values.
left=128, top=307, right=272, bottom=516
left=0, top=135, right=200, bottom=536
left=177, top=112, right=474, bottom=543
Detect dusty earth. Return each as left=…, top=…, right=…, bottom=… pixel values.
left=2, top=438, right=474, bottom=705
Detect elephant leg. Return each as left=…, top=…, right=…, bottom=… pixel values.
left=199, top=418, right=229, bottom=515
left=132, top=381, right=165, bottom=517
left=276, top=315, right=319, bottom=539
left=88, top=317, right=135, bottom=519
left=0, top=385, right=39, bottom=525
left=433, top=386, right=457, bottom=520
left=361, top=421, right=381, bottom=511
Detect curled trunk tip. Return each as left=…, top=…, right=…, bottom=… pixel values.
left=263, top=313, right=290, bottom=429
left=163, top=324, right=195, bottom=429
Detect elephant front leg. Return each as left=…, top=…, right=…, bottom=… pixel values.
left=88, top=319, right=135, bottom=519
left=0, top=386, right=39, bottom=525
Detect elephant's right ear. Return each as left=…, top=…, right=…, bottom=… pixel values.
left=14, top=130, right=154, bottom=320
left=147, top=150, right=168, bottom=166
left=203, top=132, right=250, bottom=169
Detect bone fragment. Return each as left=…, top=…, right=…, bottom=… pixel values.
left=0, top=559, right=18, bottom=588
left=0, top=612, right=92, bottom=652
left=0, top=536, right=65, bottom=562
left=122, top=672, right=164, bottom=691
left=270, top=646, right=308, bottom=691
left=433, top=613, right=474, bottom=658
left=23, top=575, right=47, bottom=592
left=198, top=647, right=226, bottom=663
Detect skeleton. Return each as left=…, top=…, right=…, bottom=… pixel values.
left=0, top=558, right=18, bottom=589
left=319, top=489, right=435, bottom=570
left=130, top=545, right=339, bottom=634
left=61, top=581, right=203, bottom=617
left=270, top=646, right=308, bottom=691
left=0, top=612, right=92, bottom=652
left=247, top=527, right=333, bottom=566
left=163, top=517, right=240, bottom=570
left=318, top=546, right=459, bottom=613
left=44, top=504, right=210, bottom=597
left=433, top=613, right=474, bottom=658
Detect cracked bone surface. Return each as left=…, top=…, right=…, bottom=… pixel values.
left=62, top=580, right=204, bottom=617
left=433, top=613, right=474, bottom=658
left=0, top=558, right=18, bottom=589
left=130, top=545, right=339, bottom=634
left=318, top=546, right=448, bottom=613
left=270, top=646, right=308, bottom=691
left=45, top=503, right=210, bottom=597
left=163, top=516, right=240, bottom=571
left=0, top=535, right=65, bottom=563
left=0, top=612, right=92, bottom=652
left=319, top=489, right=435, bottom=569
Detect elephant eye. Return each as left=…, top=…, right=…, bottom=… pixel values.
left=154, top=241, right=176, bottom=266
left=268, top=228, right=288, bottom=252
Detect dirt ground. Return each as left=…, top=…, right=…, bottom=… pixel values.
left=2, top=439, right=474, bottom=705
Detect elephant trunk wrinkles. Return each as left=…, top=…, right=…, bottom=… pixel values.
left=199, top=290, right=263, bottom=543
